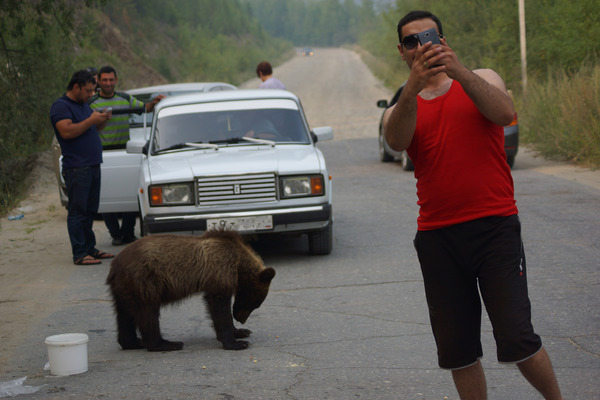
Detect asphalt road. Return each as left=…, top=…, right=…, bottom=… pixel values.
left=1, top=48, right=599, bottom=399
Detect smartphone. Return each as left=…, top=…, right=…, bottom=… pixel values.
left=106, top=107, right=112, bottom=113
left=417, top=28, right=441, bottom=46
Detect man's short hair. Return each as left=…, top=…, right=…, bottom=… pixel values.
left=67, top=70, right=97, bottom=90
left=397, top=10, right=444, bottom=43
left=99, top=65, right=117, bottom=78
left=256, top=61, right=273, bottom=77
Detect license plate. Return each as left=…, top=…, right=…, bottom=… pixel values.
left=206, top=215, right=273, bottom=232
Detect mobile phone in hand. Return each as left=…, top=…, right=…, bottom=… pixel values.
left=417, top=28, right=441, bottom=46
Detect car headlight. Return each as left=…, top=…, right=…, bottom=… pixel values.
left=280, top=175, right=324, bottom=198
left=149, top=183, right=194, bottom=206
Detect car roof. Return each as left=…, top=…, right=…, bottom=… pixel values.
left=153, top=89, right=302, bottom=110
left=126, top=82, right=237, bottom=96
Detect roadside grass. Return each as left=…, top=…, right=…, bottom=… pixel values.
left=520, top=63, right=600, bottom=168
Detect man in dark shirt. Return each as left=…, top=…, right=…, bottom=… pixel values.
left=50, top=70, right=114, bottom=265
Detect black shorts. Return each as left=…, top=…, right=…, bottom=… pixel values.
left=413, top=215, right=542, bottom=370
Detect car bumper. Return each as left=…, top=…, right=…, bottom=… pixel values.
left=144, top=203, right=332, bottom=235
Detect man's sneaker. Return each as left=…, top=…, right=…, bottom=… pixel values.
left=111, top=236, right=124, bottom=246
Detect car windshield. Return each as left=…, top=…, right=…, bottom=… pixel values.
left=152, top=101, right=310, bottom=153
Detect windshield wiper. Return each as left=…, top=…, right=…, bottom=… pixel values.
left=210, top=137, right=275, bottom=147
left=157, top=142, right=219, bottom=153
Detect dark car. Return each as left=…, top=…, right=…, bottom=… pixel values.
left=376, top=84, right=519, bottom=170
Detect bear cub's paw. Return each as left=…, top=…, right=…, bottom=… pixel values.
left=119, top=337, right=144, bottom=350
left=147, top=339, right=185, bottom=352
left=222, top=340, right=250, bottom=350
left=234, top=328, right=253, bottom=338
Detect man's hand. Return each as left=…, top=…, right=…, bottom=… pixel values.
left=94, top=109, right=111, bottom=131
left=92, top=110, right=111, bottom=123
left=146, top=94, right=165, bottom=112
left=55, top=110, right=111, bottom=139
left=403, top=41, right=448, bottom=99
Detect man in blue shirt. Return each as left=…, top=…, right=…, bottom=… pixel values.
left=50, top=70, right=114, bottom=265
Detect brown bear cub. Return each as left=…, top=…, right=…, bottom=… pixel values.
left=106, top=229, right=275, bottom=352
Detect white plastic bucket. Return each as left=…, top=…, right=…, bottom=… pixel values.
left=45, top=333, right=89, bottom=376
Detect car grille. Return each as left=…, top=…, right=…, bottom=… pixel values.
left=197, top=173, right=277, bottom=206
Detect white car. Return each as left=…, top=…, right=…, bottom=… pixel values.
left=126, top=89, right=334, bottom=254
left=52, top=82, right=237, bottom=211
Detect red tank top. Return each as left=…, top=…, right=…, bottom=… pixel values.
left=406, top=81, right=517, bottom=231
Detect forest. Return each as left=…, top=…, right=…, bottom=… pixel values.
left=1, top=0, right=598, bottom=214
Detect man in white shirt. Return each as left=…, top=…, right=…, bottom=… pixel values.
left=256, top=61, right=286, bottom=89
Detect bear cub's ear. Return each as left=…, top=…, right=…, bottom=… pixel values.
left=259, top=268, right=276, bottom=283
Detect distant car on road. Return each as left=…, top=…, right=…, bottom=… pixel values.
left=126, top=89, right=334, bottom=255
left=302, top=47, right=314, bottom=56
left=376, top=84, right=519, bottom=170
left=52, top=82, right=237, bottom=210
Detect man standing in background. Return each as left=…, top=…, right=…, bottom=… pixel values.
left=89, top=65, right=164, bottom=245
left=256, top=61, right=286, bottom=89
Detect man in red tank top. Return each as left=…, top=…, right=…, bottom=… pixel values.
left=383, top=10, right=563, bottom=400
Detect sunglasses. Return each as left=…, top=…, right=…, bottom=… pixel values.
left=401, top=32, right=443, bottom=50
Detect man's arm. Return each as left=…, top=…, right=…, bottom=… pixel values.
left=383, top=41, right=442, bottom=152
left=55, top=111, right=108, bottom=140
left=383, top=90, right=418, bottom=152
left=438, top=39, right=515, bottom=126
left=452, top=68, right=515, bottom=127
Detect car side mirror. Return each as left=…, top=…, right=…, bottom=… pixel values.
left=126, top=140, right=148, bottom=155
left=376, top=100, right=388, bottom=108
left=311, top=126, right=334, bottom=143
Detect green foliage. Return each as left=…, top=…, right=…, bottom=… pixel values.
left=525, top=0, right=599, bottom=78
left=0, top=0, right=103, bottom=215
left=102, top=0, right=293, bottom=85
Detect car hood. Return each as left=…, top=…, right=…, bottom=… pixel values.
left=147, top=145, right=324, bottom=183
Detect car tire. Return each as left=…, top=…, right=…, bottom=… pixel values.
left=506, top=155, right=515, bottom=168
left=140, top=219, right=148, bottom=237
left=379, top=129, right=394, bottom=162
left=401, top=151, right=414, bottom=171
left=308, top=220, right=333, bottom=255
left=138, top=201, right=148, bottom=237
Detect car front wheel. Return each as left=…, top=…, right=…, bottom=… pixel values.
left=401, top=151, right=414, bottom=171
left=506, top=155, right=515, bottom=168
left=308, top=220, right=333, bottom=255
left=379, top=129, right=394, bottom=162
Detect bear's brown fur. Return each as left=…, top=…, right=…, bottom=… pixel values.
left=106, top=229, right=275, bottom=351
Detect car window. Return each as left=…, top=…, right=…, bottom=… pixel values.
left=153, top=108, right=310, bottom=152
left=128, top=90, right=217, bottom=127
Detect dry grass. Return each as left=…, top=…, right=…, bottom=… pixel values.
left=521, top=64, right=600, bottom=167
